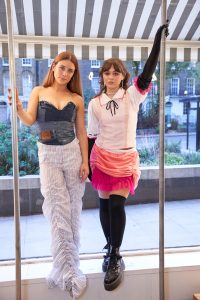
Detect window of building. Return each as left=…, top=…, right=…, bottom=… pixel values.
left=2, top=58, right=9, bottom=66
left=22, top=71, right=33, bottom=98
left=22, top=58, right=32, bottom=66
left=187, top=78, right=195, bottom=95
left=3, top=71, right=9, bottom=96
left=150, top=81, right=157, bottom=96
left=171, top=78, right=179, bottom=95
left=0, top=59, right=200, bottom=263
left=91, top=60, right=100, bottom=68
left=48, top=58, right=54, bottom=67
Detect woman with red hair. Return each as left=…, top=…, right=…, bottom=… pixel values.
left=8, top=51, right=89, bottom=298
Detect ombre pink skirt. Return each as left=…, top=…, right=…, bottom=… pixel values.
left=90, top=144, right=141, bottom=195
left=91, top=167, right=135, bottom=194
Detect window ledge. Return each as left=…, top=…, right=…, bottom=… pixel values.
left=1, top=247, right=200, bottom=285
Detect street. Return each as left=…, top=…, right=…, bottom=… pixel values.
left=136, top=132, right=197, bottom=152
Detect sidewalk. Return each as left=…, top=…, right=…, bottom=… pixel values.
left=1, top=199, right=200, bottom=261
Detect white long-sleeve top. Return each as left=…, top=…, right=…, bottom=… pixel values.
left=87, top=86, right=148, bottom=152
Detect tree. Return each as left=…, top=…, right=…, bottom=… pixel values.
left=83, top=88, right=96, bottom=108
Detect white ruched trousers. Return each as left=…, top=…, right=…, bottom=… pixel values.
left=37, top=138, right=86, bottom=299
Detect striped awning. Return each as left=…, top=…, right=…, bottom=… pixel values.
left=0, top=0, right=200, bottom=61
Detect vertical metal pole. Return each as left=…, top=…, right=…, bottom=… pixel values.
left=186, top=104, right=189, bottom=149
left=5, top=1, right=21, bottom=300
left=197, top=101, right=200, bottom=151
left=159, top=1, right=167, bottom=300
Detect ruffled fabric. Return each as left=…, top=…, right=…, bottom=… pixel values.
left=47, top=265, right=86, bottom=299
left=92, top=167, right=135, bottom=194
left=134, top=76, right=152, bottom=95
left=38, top=140, right=87, bottom=299
left=90, top=143, right=141, bottom=190
left=44, top=199, right=87, bottom=299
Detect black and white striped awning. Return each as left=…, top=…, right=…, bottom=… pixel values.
left=0, top=0, right=200, bottom=61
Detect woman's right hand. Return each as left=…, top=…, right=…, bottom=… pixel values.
left=8, top=88, right=23, bottom=112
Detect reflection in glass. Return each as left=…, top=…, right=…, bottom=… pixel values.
left=0, top=59, right=200, bottom=261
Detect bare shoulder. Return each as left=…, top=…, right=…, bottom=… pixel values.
left=31, top=86, right=44, bottom=97
left=71, top=93, right=84, bottom=108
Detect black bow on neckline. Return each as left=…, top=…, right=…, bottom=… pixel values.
left=106, top=99, right=119, bottom=116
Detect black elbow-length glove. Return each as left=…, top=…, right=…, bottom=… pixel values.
left=137, top=22, right=169, bottom=90
left=88, top=137, right=95, bottom=182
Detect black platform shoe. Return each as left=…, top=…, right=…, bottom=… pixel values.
left=104, top=247, right=125, bottom=291
left=102, top=242, right=110, bottom=272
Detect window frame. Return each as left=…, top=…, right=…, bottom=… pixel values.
left=186, top=78, right=195, bottom=95
left=22, top=58, right=32, bottom=67
left=171, top=77, right=180, bottom=96
left=91, top=60, right=100, bottom=68
left=2, top=58, right=9, bottom=66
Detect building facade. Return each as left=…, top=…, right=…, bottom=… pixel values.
left=0, top=59, right=200, bottom=129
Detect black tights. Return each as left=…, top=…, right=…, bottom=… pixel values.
left=99, top=194, right=126, bottom=248
left=99, top=197, right=110, bottom=243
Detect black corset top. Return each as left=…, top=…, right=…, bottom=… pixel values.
left=37, top=100, right=76, bottom=122
left=35, top=100, right=77, bottom=145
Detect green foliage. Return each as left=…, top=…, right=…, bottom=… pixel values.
left=138, top=146, right=158, bottom=166
left=0, top=124, right=39, bottom=176
left=131, top=61, right=140, bottom=76
left=18, top=127, right=39, bottom=175
left=166, top=62, right=191, bottom=78
left=137, top=97, right=159, bottom=130
left=139, top=139, right=200, bottom=166
left=0, top=122, right=200, bottom=175
left=165, top=153, right=185, bottom=165
left=137, top=62, right=200, bottom=131
left=182, top=151, right=200, bottom=164
left=0, top=124, right=13, bottom=175
left=165, top=140, right=181, bottom=153
left=170, top=119, right=179, bottom=131
left=166, top=62, right=200, bottom=86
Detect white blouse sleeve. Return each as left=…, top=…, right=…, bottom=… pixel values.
left=128, top=84, right=148, bottom=105
left=87, top=100, right=100, bottom=138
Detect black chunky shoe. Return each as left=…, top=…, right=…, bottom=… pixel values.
left=102, top=242, right=110, bottom=272
left=104, top=247, right=125, bottom=291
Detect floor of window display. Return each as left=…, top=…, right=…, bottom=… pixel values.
left=1, top=199, right=200, bottom=260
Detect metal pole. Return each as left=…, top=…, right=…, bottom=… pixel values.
left=186, top=104, right=189, bottom=149
left=5, top=1, right=21, bottom=300
left=159, top=1, right=167, bottom=300
left=197, top=101, right=200, bottom=151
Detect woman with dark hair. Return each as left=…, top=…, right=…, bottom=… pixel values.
left=88, top=24, right=169, bottom=291
left=8, top=51, right=89, bottom=298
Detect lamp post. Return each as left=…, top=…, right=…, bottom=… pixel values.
left=184, top=90, right=190, bottom=149
left=165, top=98, right=172, bottom=131
left=197, top=100, right=200, bottom=151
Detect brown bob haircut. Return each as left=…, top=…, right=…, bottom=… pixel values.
left=42, top=51, right=83, bottom=97
left=96, top=58, right=130, bottom=97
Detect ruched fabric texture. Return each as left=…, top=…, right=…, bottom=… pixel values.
left=38, top=139, right=86, bottom=298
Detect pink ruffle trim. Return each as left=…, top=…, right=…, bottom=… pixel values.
left=91, top=167, right=135, bottom=195
left=134, top=77, right=152, bottom=95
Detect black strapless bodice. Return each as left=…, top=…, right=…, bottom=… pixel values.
left=35, top=101, right=77, bottom=145
left=37, top=101, right=76, bottom=122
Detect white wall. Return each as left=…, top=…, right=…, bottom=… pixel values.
left=1, top=249, right=200, bottom=300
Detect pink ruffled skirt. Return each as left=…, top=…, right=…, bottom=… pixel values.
left=92, top=167, right=135, bottom=194
left=90, top=144, right=141, bottom=195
